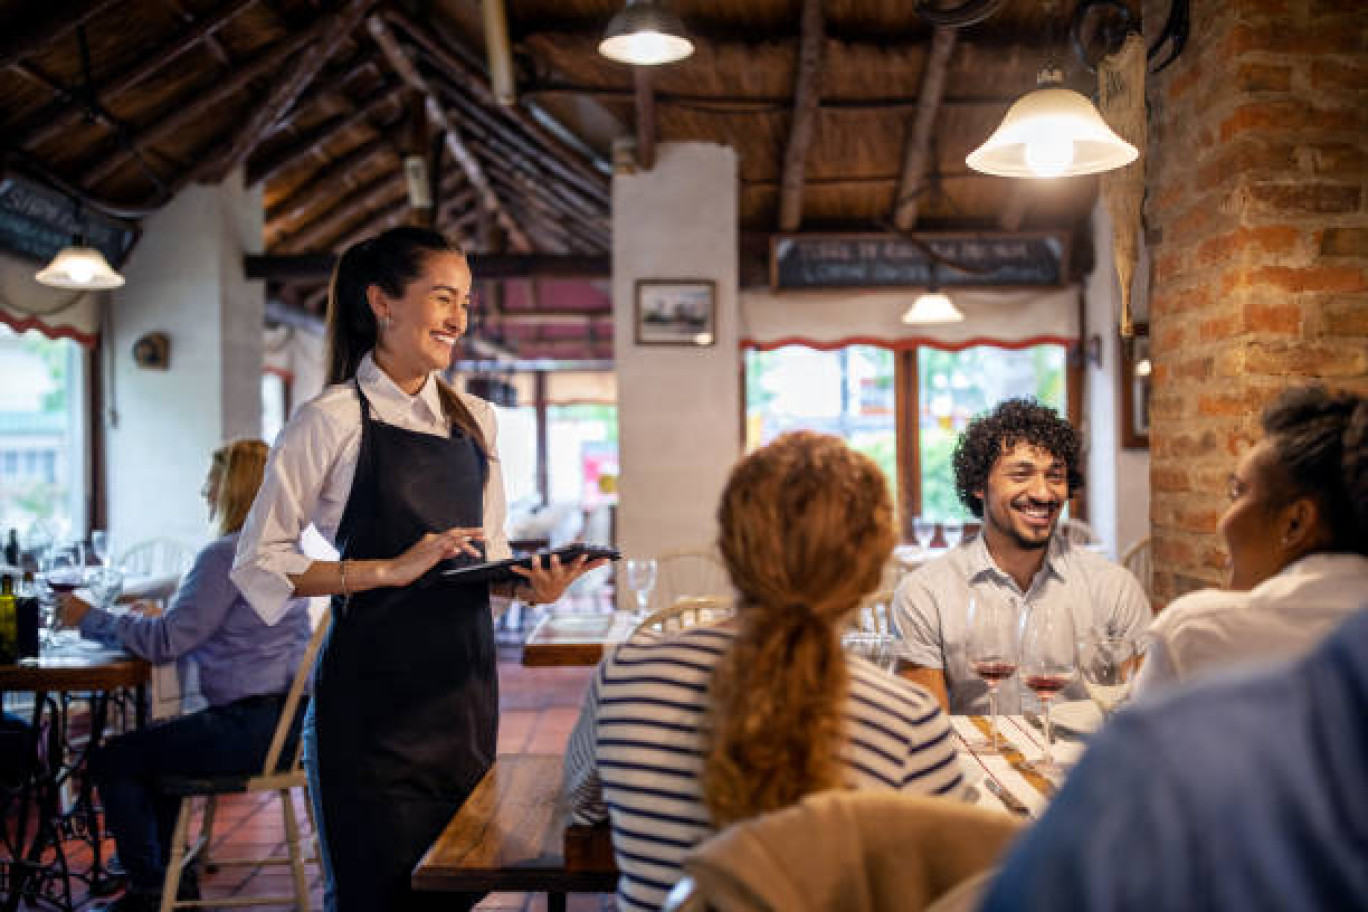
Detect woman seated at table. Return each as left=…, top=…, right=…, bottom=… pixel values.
left=564, top=431, right=964, bottom=911
left=62, top=440, right=312, bottom=912
left=1134, top=385, right=1368, bottom=696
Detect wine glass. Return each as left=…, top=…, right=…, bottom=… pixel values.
left=912, top=516, right=936, bottom=550
left=91, top=530, right=110, bottom=566
left=842, top=631, right=897, bottom=673
left=941, top=519, right=964, bottom=549
left=1080, top=630, right=1138, bottom=720
left=966, top=595, right=1019, bottom=753
left=625, top=558, right=658, bottom=618
left=1019, top=600, right=1077, bottom=778
left=90, top=566, right=125, bottom=611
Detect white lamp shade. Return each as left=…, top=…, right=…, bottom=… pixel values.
left=35, top=246, right=125, bottom=290
left=967, top=86, right=1138, bottom=178
left=901, top=291, right=965, bottom=325
left=599, top=1, right=694, bottom=65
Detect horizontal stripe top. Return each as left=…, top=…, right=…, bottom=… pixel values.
left=564, top=624, right=965, bottom=912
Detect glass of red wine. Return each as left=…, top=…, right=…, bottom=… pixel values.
left=1019, top=599, right=1078, bottom=778
left=966, top=595, right=1019, bottom=753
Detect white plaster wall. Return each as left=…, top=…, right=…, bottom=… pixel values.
left=1085, top=200, right=1151, bottom=559
left=106, top=175, right=263, bottom=556
left=613, top=144, right=739, bottom=603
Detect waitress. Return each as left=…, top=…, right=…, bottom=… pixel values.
left=232, top=226, right=600, bottom=911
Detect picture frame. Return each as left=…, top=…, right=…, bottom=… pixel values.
left=634, top=280, right=716, bottom=347
left=1120, top=323, right=1151, bottom=449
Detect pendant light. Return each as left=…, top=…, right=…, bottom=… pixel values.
left=598, top=0, right=694, bottom=66
left=36, top=239, right=125, bottom=290
left=967, top=1, right=1137, bottom=179
left=901, top=289, right=964, bottom=325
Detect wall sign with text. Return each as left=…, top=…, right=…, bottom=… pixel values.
left=0, top=173, right=138, bottom=267
left=769, top=233, right=1068, bottom=290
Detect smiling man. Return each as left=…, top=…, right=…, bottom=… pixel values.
left=892, top=399, right=1149, bottom=713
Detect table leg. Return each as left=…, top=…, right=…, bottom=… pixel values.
left=547, top=892, right=567, bottom=912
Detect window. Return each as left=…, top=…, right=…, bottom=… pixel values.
left=547, top=404, right=618, bottom=508
left=0, top=325, right=89, bottom=543
left=745, top=345, right=898, bottom=500
left=261, top=371, right=290, bottom=445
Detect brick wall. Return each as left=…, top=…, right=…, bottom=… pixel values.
left=1143, top=0, right=1367, bottom=603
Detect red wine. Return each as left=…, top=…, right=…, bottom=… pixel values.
left=972, top=660, right=1017, bottom=684
left=47, top=581, right=81, bottom=593
left=1024, top=673, right=1071, bottom=697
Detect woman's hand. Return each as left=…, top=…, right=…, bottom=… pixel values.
left=510, top=552, right=609, bottom=606
left=383, top=527, right=485, bottom=588
left=59, top=593, right=91, bottom=628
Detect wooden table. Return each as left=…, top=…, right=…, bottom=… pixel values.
left=413, top=754, right=617, bottom=911
left=1, top=641, right=150, bottom=912
left=521, top=611, right=635, bottom=667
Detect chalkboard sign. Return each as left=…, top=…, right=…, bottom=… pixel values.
left=770, top=232, right=1068, bottom=290
left=0, top=173, right=138, bottom=267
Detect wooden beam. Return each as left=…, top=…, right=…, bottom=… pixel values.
left=13, top=0, right=259, bottom=150
left=893, top=26, right=957, bottom=231
left=195, top=0, right=377, bottom=183
left=633, top=69, right=656, bottom=172
left=368, top=14, right=532, bottom=252
left=246, top=253, right=611, bottom=281
left=0, top=0, right=124, bottom=71
left=276, top=172, right=402, bottom=252
left=266, top=137, right=393, bottom=226
left=246, top=86, right=399, bottom=186
left=777, top=0, right=824, bottom=232
left=526, top=84, right=1018, bottom=112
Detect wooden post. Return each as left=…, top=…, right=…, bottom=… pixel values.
left=633, top=68, right=656, bottom=172
left=777, top=0, right=824, bottom=232
left=893, top=27, right=957, bottom=230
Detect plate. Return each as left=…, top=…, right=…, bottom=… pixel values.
left=1049, top=699, right=1104, bottom=735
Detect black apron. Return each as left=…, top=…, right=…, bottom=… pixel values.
left=307, top=381, right=497, bottom=911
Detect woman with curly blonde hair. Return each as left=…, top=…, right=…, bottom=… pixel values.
left=565, top=431, right=963, bottom=911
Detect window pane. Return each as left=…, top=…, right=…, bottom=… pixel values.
left=547, top=404, right=618, bottom=509
left=917, top=344, right=1066, bottom=522
left=0, top=326, right=87, bottom=544
left=745, top=346, right=897, bottom=501
left=493, top=404, right=539, bottom=513
left=261, top=372, right=288, bottom=445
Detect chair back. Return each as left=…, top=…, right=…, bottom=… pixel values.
left=652, top=547, right=731, bottom=614
left=1054, top=518, right=1099, bottom=546
left=118, top=538, right=196, bottom=577
left=257, top=609, right=330, bottom=779
left=1121, top=536, right=1153, bottom=600
left=634, top=595, right=733, bottom=637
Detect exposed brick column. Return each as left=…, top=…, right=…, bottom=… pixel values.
left=1143, top=0, right=1367, bottom=603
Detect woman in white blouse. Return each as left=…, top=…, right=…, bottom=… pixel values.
left=232, top=226, right=600, bottom=912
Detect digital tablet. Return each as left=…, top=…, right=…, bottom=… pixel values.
left=438, top=543, right=621, bottom=586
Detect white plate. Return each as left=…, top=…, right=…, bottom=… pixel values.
left=1050, top=700, right=1104, bottom=735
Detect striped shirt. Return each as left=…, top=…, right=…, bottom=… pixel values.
left=563, top=625, right=964, bottom=912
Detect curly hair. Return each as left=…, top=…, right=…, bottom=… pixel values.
left=703, top=432, right=895, bottom=828
left=951, top=399, right=1083, bottom=518
left=1259, top=385, right=1367, bottom=555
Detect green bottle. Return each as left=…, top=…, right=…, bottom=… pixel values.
left=0, top=574, right=17, bottom=665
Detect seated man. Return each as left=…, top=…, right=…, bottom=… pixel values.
left=1134, top=386, right=1368, bottom=696
left=980, top=607, right=1368, bottom=912
left=893, top=399, right=1149, bottom=713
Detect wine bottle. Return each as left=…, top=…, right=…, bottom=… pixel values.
left=17, top=571, right=40, bottom=660
left=0, top=574, right=17, bottom=665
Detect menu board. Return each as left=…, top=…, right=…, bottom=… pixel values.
left=0, top=173, right=137, bottom=267
left=770, top=232, right=1068, bottom=290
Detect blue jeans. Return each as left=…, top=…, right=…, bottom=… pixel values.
left=90, top=694, right=291, bottom=893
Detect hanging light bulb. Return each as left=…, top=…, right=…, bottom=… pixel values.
left=35, top=241, right=125, bottom=290
left=967, top=65, right=1138, bottom=179
left=598, top=0, right=694, bottom=66
left=901, top=290, right=965, bottom=325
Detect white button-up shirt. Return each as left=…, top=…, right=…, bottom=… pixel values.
left=893, top=533, right=1150, bottom=714
left=1134, top=553, right=1368, bottom=697
left=231, top=353, right=510, bottom=625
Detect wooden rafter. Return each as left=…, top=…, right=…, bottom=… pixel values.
left=194, top=0, right=378, bottom=184
left=633, top=68, right=656, bottom=172
left=246, top=252, right=610, bottom=281
left=276, top=171, right=402, bottom=252
left=0, top=0, right=125, bottom=71
left=367, top=14, right=532, bottom=253
left=777, top=0, right=824, bottom=232
left=525, top=84, right=1019, bottom=112
left=12, top=0, right=260, bottom=150
left=893, top=26, right=957, bottom=231
left=266, top=137, right=393, bottom=227
left=246, top=86, right=400, bottom=186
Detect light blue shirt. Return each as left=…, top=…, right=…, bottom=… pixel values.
left=80, top=533, right=311, bottom=707
left=893, top=533, right=1150, bottom=713
left=981, top=608, right=1368, bottom=912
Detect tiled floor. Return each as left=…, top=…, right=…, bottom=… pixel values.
left=8, top=658, right=600, bottom=911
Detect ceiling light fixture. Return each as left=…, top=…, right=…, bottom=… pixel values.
left=36, top=239, right=125, bottom=290
left=901, top=289, right=964, bottom=325
left=598, top=0, right=694, bottom=66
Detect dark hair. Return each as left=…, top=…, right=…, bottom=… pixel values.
left=1259, top=385, right=1367, bottom=555
left=324, top=226, right=487, bottom=456
left=952, top=398, right=1083, bottom=518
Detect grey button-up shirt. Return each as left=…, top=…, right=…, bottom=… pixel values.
left=893, top=533, right=1150, bottom=714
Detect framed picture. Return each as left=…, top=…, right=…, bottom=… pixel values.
left=1120, top=324, right=1151, bottom=449
left=635, top=280, right=716, bottom=346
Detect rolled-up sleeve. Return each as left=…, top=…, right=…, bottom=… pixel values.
left=232, top=404, right=338, bottom=625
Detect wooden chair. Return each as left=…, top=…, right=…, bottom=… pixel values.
left=651, top=548, right=730, bottom=615
left=1121, top=536, right=1153, bottom=601
left=634, top=596, right=733, bottom=636
left=155, top=612, right=330, bottom=912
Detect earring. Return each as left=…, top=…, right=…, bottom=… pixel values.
left=380, top=315, right=392, bottom=331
